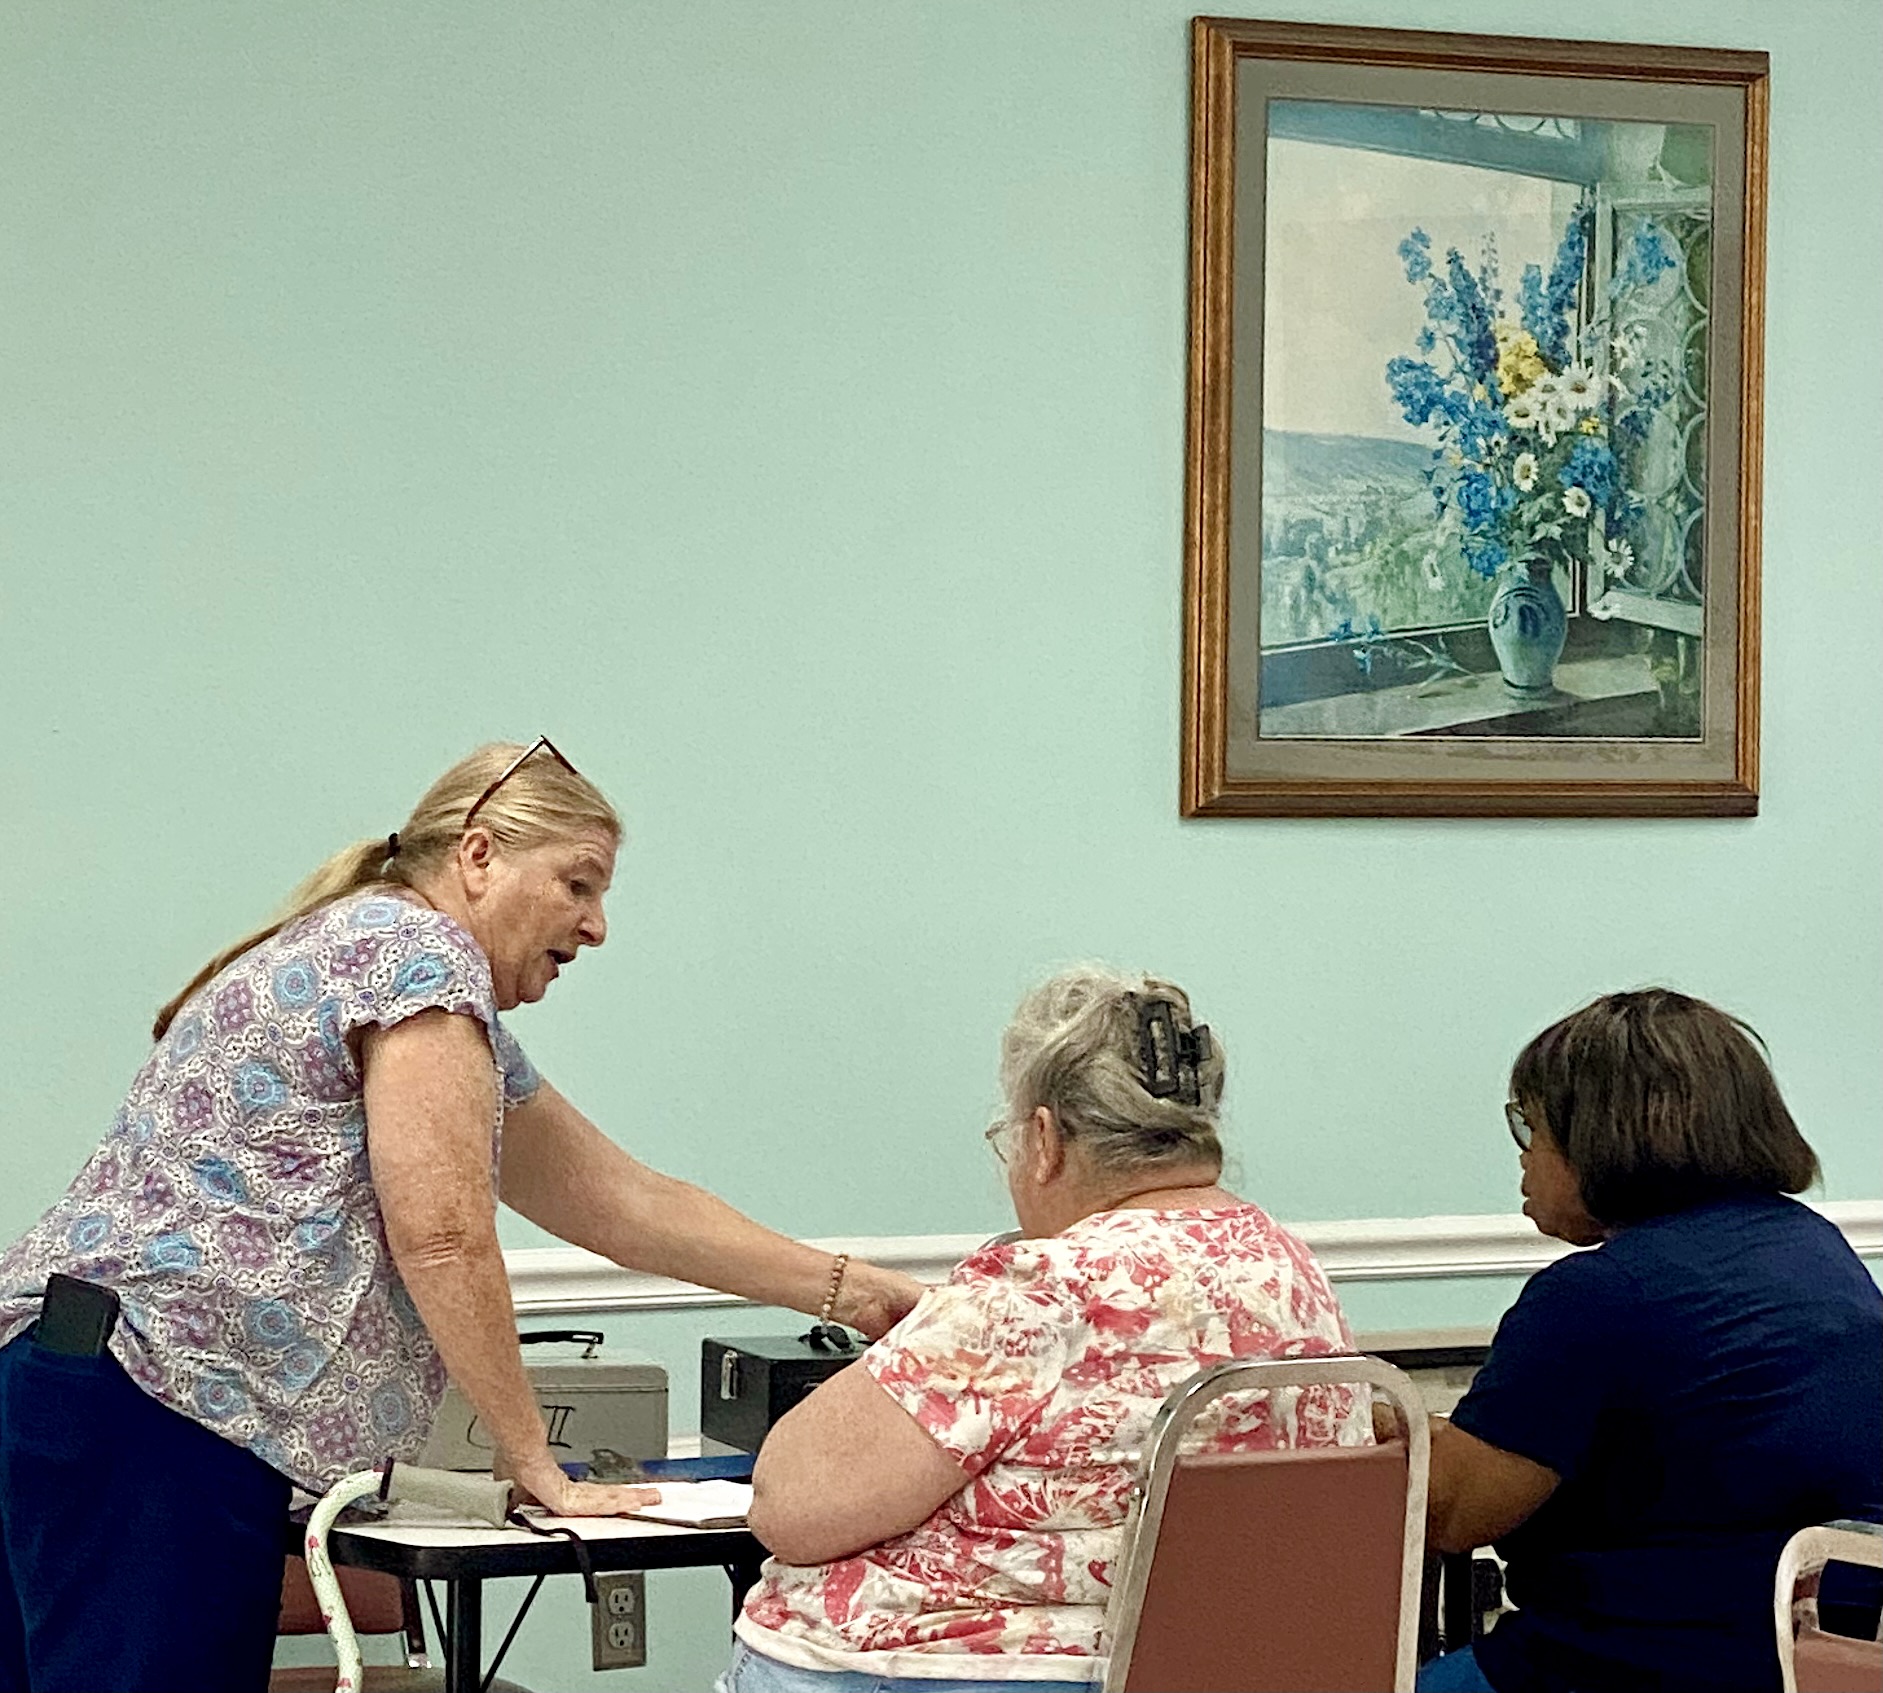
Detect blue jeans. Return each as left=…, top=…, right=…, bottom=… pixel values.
left=1417, top=1645, right=1499, bottom=1692
left=719, top=1638, right=1088, bottom=1693
left=0, top=1330, right=291, bottom=1692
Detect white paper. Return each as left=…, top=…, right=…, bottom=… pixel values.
left=627, top=1479, right=753, bottom=1527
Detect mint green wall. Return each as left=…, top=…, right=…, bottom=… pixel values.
left=3, top=2, right=1877, bottom=1689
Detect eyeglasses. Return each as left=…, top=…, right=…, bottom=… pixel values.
left=463, top=736, right=579, bottom=829
left=1505, top=1099, right=1536, bottom=1153
left=984, top=1117, right=1018, bottom=1166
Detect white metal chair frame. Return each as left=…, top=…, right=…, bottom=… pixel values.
left=1101, top=1354, right=1431, bottom=1693
left=1773, top=1520, right=1883, bottom=1693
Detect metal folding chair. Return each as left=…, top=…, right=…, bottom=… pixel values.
left=1774, top=1521, right=1883, bottom=1693
left=1102, top=1355, right=1429, bottom=1693
left=271, top=1556, right=531, bottom=1693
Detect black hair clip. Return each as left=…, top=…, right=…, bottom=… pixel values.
left=1132, top=996, right=1212, bottom=1108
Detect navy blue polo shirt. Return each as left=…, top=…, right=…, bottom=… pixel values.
left=1452, top=1194, right=1882, bottom=1693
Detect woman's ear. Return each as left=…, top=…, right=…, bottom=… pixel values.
left=1029, top=1106, right=1067, bottom=1184
left=456, top=826, right=496, bottom=895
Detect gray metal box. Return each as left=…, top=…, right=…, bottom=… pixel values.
left=419, top=1329, right=668, bottom=1472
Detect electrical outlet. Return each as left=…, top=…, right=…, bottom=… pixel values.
left=590, top=1571, right=647, bottom=1670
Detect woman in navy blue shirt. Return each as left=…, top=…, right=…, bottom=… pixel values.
left=1415, top=989, right=1881, bottom=1693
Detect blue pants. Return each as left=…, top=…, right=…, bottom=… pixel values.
left=0, top=1330, right=292, bottom=1692
left=1417, top=1645, right=1500, bottom=1692
left=719, top=1638, right=1088, bottom=1692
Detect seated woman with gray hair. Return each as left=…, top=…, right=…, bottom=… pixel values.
left=721, top=966, right=1370, bottom=1693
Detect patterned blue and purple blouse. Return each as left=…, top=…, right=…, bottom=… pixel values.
left=0, top=890, right=539, bottom=1492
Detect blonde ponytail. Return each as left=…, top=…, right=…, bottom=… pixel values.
left=150, top=743, right=619, bottom=1042
left=151, top=836, right=399, bottom=1039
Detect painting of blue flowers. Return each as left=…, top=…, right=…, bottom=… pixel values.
left=1257, top=102, right=1711, bottom=739
left=1182, top=20, right=1764, bottom=815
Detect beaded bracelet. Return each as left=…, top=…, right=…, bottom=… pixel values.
left=818, top=1252, right=850, bottom=1328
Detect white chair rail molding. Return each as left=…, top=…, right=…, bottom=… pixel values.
left=504, top=1201, right=1883, bottom=1315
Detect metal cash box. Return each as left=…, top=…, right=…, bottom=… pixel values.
left=699, top=1332, right=859, bottom=1454
left=419, top=1330, right=668, bottom=1474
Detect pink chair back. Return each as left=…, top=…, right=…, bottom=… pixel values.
left=277, top=1554, right=407, bottom=1636
left=1103, top=1356, right=1428, bottom=1693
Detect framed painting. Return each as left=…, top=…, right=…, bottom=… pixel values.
left=1181, top=18, right=1767, bottom=816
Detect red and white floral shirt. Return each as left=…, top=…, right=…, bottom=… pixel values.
left=736, top=1203, right=1366, bottom=1681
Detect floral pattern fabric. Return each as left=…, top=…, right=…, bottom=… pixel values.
left=737, top=1204, right=1366, bottom=1681
left=0, top=891, right=538, bottom=1492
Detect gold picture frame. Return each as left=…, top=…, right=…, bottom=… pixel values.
left=1182, top=18, right=1767, bottom=816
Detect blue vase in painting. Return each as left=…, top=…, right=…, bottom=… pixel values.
left=1488, top=561, right=1566, bottom=695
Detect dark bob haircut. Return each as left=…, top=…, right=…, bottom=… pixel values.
left=1510, top=988, right=1820, bottom=1227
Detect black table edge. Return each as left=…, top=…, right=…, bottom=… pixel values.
left=323, top=1523, right=764, bottom=1581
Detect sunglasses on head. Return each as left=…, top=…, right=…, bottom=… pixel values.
left=463, top=736, right=579, bottom=829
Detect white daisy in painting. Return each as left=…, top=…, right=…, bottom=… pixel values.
left=1513, top=451, right=1540, bottom=491
left=1563, top=486, right=1593, bottom=518
left=1542, top=397, right=1576, bottom=445
left=1605, top=536, right=1636, bottom=578
left=1506, top=393, right=1543, bottom=432
left=1561, top=364, right=1600, bottom=410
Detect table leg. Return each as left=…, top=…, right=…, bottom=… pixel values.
left=444, top=1577, right=483, bottom=1693
left=1440, top=1550, right=1476, bottom=1652
left=1417, top=1555, right=1443, bottom=1663
left=726, top=1553, right=765, bottom=1620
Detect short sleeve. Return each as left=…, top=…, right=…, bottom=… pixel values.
left=1449, top=1246, right=1633, bottom=1481
left=327, top=898, right=499, bottom=1043
left=490, top=1018, right=541, bottom=1109
left=864, top=1255, right=1071, bottom=1477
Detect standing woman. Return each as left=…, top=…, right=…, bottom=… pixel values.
left=1415, top=989, right=1882, bottom=1693
left=0, top=740, right=921, bottom=1693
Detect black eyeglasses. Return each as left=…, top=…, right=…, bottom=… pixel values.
left=463, top=736, right=579, bottom=829
left=1505, top=1100, right=1536, bottom=1152
left=984, top=1117, right=1017, bottom=1167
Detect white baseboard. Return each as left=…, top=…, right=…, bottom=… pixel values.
left=504, top=1199, right=1882, bottom=1316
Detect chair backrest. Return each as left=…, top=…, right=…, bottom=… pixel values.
left=1102, top=1355, right=1428, bottom=1693
left=1775, top=1523, right=1883, bottom=1693
left=278, top=1555, right=410, bottom=1638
